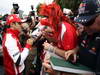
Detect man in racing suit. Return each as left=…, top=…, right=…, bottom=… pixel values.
left=2, top=14, right=34, bottom=75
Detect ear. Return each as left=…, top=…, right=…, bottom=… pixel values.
left=97, top=15, right=100, bottom=26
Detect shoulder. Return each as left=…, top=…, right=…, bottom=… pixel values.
left=62, top=21, right=70, bottom=26
left=5, top=33, right=17, bottom=45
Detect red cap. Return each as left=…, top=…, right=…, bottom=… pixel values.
left=6, top=14, right=22, bottom=25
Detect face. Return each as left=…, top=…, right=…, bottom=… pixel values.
left=12, top=22, right=22, bottom=32
left=77, top=23, right=84, bottom=35
left=84, top=15, right=100, bottom=34
left=93, top=15, right=100, bottom=31
left=21, top=23, right=29, bottom=30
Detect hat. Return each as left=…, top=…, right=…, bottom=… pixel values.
left=6, top=14, right=22, bottom=25
left=75, top=0, right=100, bottom=25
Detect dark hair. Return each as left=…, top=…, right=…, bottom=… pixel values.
left=2, top=25, right=10, bottom=33
left=2, top=14, right=9, bottom=21
left=29, top=11, right=35, bottom=16
left=13, top=3, right=19, bottom=14
left=26, top=17, right=32, bottom=23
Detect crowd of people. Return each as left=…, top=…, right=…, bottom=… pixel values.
left=0, top=0, right=100, bottom=75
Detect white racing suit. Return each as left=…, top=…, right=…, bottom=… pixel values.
left=2, top=28, right=31, bottom=75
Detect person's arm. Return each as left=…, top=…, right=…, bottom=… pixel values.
left=52, top=46, right=66, bottom=58
left=19, top=38, right=34, bottom=65
left=54, top=46, right=78, bottom=59
left=5, top=34, right=33, bottom=66
left=42, top=42, right=79, bottom=75
left=43, top=41, right=78, bottom=60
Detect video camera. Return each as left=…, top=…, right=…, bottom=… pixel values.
left=13, top=3, right=19, bottom=14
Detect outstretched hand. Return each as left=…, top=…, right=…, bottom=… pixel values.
left=65, top=50, right=77, bottom=63
left=26, top=38, right=34, bottom=45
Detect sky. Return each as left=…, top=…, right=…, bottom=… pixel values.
left=0, top=0, right=53, bottom=15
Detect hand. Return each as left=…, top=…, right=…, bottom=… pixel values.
left=65, top=50, right=77, bottom=63
left=0, top=46, right=2, bottom=53
left=42, top=27, right=53, bottom=37
left=26, top=38, right=34, bottom=45
left=41, top=31, right=47, bottom=37
left=44, top=26, right=53, bottom=33
left=43, top=41, right=53, bottom=50
left=42, top=60, right=56, bottom=75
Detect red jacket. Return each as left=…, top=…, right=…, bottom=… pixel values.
left=2, top=28, right=31, bottom=75
left=57, top=21, right=78, bottom=50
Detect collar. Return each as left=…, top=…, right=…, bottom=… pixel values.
left=6, top=28, right=20, bottom=38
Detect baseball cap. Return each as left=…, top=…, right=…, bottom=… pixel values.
left=75, top=0, right=100, bottom=26
left=6, top=14, right=22, bottom=25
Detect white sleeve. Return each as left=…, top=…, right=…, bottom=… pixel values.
left=36, top=22, right=45, bottom=30
left=31, top=22, right=45, bottom=38
left=20, top=48, right=29, bottom=65
left=5, top=34, right=29, bottom=65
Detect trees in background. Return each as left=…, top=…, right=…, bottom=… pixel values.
left=37, top=0, right=81, bottom=16
left=54, top=0, right=81, bottom=16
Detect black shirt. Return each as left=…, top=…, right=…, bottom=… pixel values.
left=78, top=32, right=100, bottom=73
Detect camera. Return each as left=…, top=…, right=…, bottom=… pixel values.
left=13, top=3, right=19, bottom=14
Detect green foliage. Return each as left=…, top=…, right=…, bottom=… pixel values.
left=36, top=3, right=42, bottom=15
left=58, top=0, right=81, bottom=12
